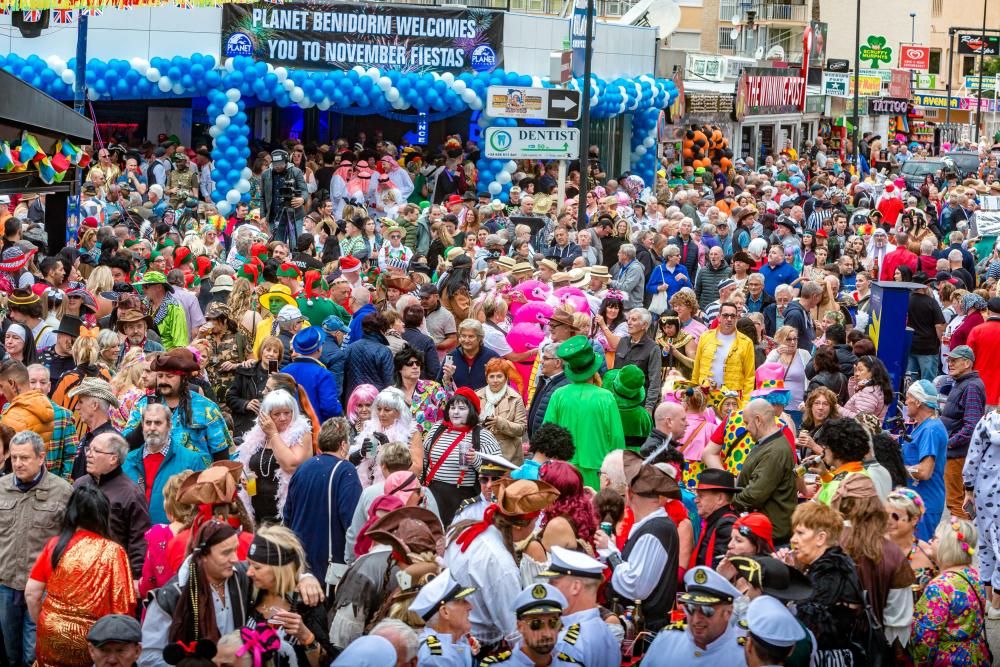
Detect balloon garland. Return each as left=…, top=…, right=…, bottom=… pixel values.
left=681, top=124, right=733, bottom=172
left=0, top=53, right=678, bottom=201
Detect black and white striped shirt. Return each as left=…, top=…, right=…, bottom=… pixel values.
left=423, top=425, right=501, bottom=487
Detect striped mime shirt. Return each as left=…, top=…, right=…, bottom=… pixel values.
left=423, top=425, right=501, bottom=487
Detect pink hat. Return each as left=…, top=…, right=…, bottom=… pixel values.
left=755, top=362, right=786, bottom=388
left=384, top=471, right=421, bottom=506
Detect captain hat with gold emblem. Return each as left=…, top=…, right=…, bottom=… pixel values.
left=540, top=545, right=605, bottom=580
left=513, top=583, right=568, bottom=618
left=679, top=565, right=741, bottom=605
left=409, top=568, right=476, bottom=621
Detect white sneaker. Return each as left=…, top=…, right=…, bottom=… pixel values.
left=987, top=605, right=1000, bottom=620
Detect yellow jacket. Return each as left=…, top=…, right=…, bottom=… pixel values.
left=691, top=329, right=756, bottom=401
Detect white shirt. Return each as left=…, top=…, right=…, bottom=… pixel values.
left=710, top=331, right=736, bottom=388
left=483, top=321, right=513, bottom=357
left=444, top=524, right=522, bottom=645
left=600, top=508, right=671, bottom=601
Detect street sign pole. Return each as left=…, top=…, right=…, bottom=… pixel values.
left=557, top=121, right=568, bottom=207
left=577, top=0, right=594, bottom=230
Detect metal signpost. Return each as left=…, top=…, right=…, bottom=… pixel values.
left=486, top=86, right=581, bottom=121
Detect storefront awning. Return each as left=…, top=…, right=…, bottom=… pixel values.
left=682, top=79, right=737, bottom=95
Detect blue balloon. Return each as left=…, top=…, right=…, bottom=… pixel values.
left=211, top=169, right=223, bottom=183
left=234, top=135, right=248, bottom=149
left=205, top=70, right=222, bottom=87
left=227, top=71, right=244, bottom=87
left=215, top=135, right=231, bottom=149
left=224, top=146, right=240, bottom=161
left=235, top=111, right=248, bottom=125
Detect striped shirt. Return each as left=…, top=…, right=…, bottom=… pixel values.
left=422, top=425, right=501, bottom=487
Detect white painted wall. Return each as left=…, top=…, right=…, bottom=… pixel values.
left=0, top=7, right=657, bottom=79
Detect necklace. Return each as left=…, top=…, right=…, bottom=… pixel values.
left=257, top=447, right=275, bottom=479
left=210, top=581, right=228, bottom=609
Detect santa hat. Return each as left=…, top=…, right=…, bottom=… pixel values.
left=173, top=246, right=194, bottom=268
left=277, top=262, right=302, bottom=279
left=195, top=255, right=213, bottom=278
left=303, top=270, right=329, bottom=302
left=250, top=243, right=269, bottom=263
left=237, top=262, right=261, bottom=284
left=340, top=256, right=361, bottom=273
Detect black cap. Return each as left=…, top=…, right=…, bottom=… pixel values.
left=87, top=614, right=142, bottom=646
left=988, top=297, right=1000, bottom=314
left=416, top=283, right=438, bottom=297
left=810, top=183, right=826, bottom=192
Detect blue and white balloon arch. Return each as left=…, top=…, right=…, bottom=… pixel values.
left=0, top=53, right=677, bottom=213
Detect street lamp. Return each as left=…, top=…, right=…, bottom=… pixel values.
left=851, top=0, right=861, bottom=172
left=910, top=12, right=916, bottom=94
left=975, top=0, right=989, bottom=142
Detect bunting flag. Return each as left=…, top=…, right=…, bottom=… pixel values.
left=80, top=7, right=101, bottom=15
left=2, top=0, right=252, bottom=10
left=51, top=8, right=73, bottom=21
left=21, top=8, right=40, bottom=18
left=21, top=134, right=46, bottom=164
left=37, top=156, right=56, bottom=184
left=0, top=135, right=86, bottom=182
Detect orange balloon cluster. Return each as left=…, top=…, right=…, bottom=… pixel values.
left=681, top=125, right=733, bottom=171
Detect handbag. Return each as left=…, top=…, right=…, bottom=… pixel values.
left=649, top=267, right=671, bottom=313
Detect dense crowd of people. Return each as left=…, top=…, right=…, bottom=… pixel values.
left=1, top=130, right=1000, bottom=666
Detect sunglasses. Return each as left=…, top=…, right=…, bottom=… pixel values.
left=683, top=603, right=718, bottom=618
left=527, top=617, right=562, bottom=631
left=403, top=359, right=421, bottom=367
left=890, top=511, right=904, bottom=522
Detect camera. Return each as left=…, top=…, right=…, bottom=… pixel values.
left=279, top=180, right=301, bottom=208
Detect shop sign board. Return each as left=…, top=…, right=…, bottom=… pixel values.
left=221, top=2, right=504, bottom=73
left=889, top=69, right=910, bottom=98
left=898, top=45, right=930, bottom=70
left=822, top=71, right=849, bottom=98
left=735, top=67, right=806, bottom=120
left=958, top=34, right=1000, bottom=56
left=912, top=93, right=996, bottom=112
left=916, top=73, right=937, bottom=89
left=964, top=75, right=997, bottom=90
left=859, top=35, right=892, bottom=68
left=569, top=0, right=594, bottom=78
left=860, top=68, right=893, bottom=83
left=484, top=127, right=580, bottom=160
left=486, top=86, right=581, bottom=121
left=686, top=54, right=725, bottom=82
left=850, top=75, right=883, bottom=97
left=826, top=58, right=850, bottom=73
left=685, top=93, right=734, bottom=114
left=868, top=96, right=909, bottom=115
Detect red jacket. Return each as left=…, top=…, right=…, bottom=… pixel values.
left=969, top=318, right=1000, bottom=405
left=879, top=247, right=918, bottom=282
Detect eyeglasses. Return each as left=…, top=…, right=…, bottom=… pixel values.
left=527, top=617, right=562, bottom=631
left=542, top=356, right=558, bottom=362
left=88, top=447, right=115, bottom=457
left=683, top=603, right=718, bottom=618
left=889, top=512, right=904, bottom=522
left=719, top=313, right=737, bottom=319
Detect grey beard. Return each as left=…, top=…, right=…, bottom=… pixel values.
left=145, top=433, right=170, bottom=451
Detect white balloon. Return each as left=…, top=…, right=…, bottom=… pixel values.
left=172, top=83, right=184, bottom=95
left=216, top=201, right=232, bottom=216
left=158, top=77, right=172, bottom=93
left=226, top=88, right=241, bottom=102
left=352, top=65, right=366, bottom=76
left=430, top=72, right=440, bottom=81
left=643, top=137, right=655, bottom=148
left=300, top=100, right=314, bottom=109
left=45, top=55, right=66, bottom=75
left=241, top=167, right=253, bottom=180
left=224, top=58, right=235, bottom=72
left=365, top=67, right=380, bottom=80
left=223, top=101, right=239, bottom=116
left=145, top=67, right=160, bottom=83
left=505, top=161, right=517, bottom=173
left=453, top=80, right=467, bottom=93
left=290, top=87, right=305, bottom=103
left=469, top=98, right=483, bottom=111
left=477, top=115, right=490, bottom=128
left=208, top=126, right=221, bottom=138
left=265, top=63, right=274, bottom=74
left=274, top=66, right=288, bottom=82
left=441, top=72, right=455, bottom=85
left=235, top=178, right=251, bottom=194
left=635, top=145, right=647, bottom=156
left=283, top=79, right=296, bottom=92
left=215, top=114, right=231, bottom=129
left=226, top=189, right=242, bottom=205
left=129, top=57, right=149, bottom=75
left=497, top=170, right=511, bottom=185
left=317, top=99, right=331, bottom=111
left=392, top=98, right=408, bottom=110
left=386, top=87, right=400, bottom=103
left=461, top=89, right=477, bottom=103
left=87, top=87, right=100, bottom=101
left=377, top=76, right=392, bottom=91
left=61, top=70, right=76, bottom=85
left=531, top=76, right=542, bottom=88
left=488, top=181, right=502, bottom=195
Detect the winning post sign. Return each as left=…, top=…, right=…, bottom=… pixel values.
left=222, top=2, right=504, bottom=73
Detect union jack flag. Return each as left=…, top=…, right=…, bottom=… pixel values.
left=22, top=10, right=41, bottom=21
left=51, top=9, right=74, bottom=23
left=263, top=0, right=284, bottom=5
left=80, top=7, right=102, bottom=16
left=175, top=0, right=192, bottom=8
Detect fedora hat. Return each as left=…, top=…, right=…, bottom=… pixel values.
left=556, top=335, right=602, bottom=382
left=366, top=507, right=445, bottom=557
left=177, top=461, right=244, bottom=505
left=383, top=275, right=416, bottom=293
left=728, top=555, right=813, bottom=601
left=494, top=478, right=560, bottom=517
left=695, top=468, right=741, bottom=493
left=134, top=270, right=173, bottom=293
left=115, top=307, right=156, bottom=332
left=68, top=377, right=120, bottom=408
left=546, top=308, right=578, bottom=332
left=588, top=265, right=611, bottom=280
left=610, top=365, right=646, bottom=405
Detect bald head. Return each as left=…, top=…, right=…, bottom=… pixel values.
left=743, top=398, right=779, bottom=441
left=653, top=402, right=687, bottom=439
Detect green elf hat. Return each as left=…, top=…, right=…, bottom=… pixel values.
left=238, top=262, right=261, bottom=285
left=173, top=246, right=194, bottom=268
left=277, top=262, right=302, bottom=280
left=195, top=255, right=213, bottom=278
left=157, top=238, right=176, bottom=251
left=302, top=270, right=328, bottom=301
left=250, top=243, right=269, bottom=263
left=147, top=250, right=162, bottom=264
left=123, top=239, right=140, bottom=249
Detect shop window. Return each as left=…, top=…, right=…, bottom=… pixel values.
left=719, top=0, right=738, bottom=21
left=928, top=49, right=941, bottom=75
left=718, top=27, right=738, bottom=53
left=963, top=56, right=978, bottom=76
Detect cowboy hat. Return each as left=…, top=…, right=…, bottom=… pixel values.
left=67, top=377, right=120, bottom=408
left=258, top=284, right=297, bottom=310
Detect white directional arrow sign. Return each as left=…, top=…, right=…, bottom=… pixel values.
left=486, top=86, right=582, bottom=121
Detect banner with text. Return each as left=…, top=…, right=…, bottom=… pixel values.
left=734, top=67, right=807, bottom=120
left=221, top=3, right=504, bottom=73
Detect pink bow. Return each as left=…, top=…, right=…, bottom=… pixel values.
left=236, top=627, right=281, bottom=667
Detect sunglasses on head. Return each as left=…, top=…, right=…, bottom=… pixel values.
left=527, top=617, right=562, bottom=631
left=684, top=603, right=718, bottom=618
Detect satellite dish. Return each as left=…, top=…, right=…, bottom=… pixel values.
left=765, top=45, right=785, bottom=60
left=619, top=0, right=681, bottom=40
left=754, top=46, right=765, bottom=59
left=731, top=12, right=740, bottom=26
left=730, top=27, right=740, bottom=40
